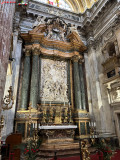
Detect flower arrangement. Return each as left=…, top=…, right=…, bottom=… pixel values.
left=94, top=139, right=113, bottom=160
left=15, top=137, right=42, bottom=160
left=22, top=138, right=42, bottom=160
left=100, top=146, right=112, bottom=160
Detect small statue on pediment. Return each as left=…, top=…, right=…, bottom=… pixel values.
left=46, top=25, right=53, bottom=39
left=32, top=16, right=46, bottom=28
left=60, top=27, right=66, bottom=41
left=47, top=19, right=52, bottom=25
left=68, top=24, right=79, bottom=35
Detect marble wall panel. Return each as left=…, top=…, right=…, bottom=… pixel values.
left=1, top=39, right=22, bottom=140
left=85, top=46, right=114, bottom=134
left=0, top=1, right=15, bottom=112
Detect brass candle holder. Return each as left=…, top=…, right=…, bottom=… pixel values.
left=81, top=140, right=90, bottom=160
left=89, top=121, right=97, bottom=145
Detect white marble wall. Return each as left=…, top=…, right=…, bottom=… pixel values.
left=1, top=32, right=22, bottom=141
left=84, top=45, right=115, bottom=135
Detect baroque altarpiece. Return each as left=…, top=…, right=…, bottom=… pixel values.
left=15, top=17, right=90, bottom=146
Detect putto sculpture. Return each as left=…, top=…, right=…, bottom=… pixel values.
left=32, top=16, right=46, bottom=28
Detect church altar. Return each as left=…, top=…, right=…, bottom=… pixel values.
left=15, top=17, right=90, bottom=151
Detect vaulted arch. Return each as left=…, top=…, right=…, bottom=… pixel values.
left=36, top=0, right=98, bottom=13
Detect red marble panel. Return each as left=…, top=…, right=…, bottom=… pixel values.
left=0, top=2, right=15, bottom=109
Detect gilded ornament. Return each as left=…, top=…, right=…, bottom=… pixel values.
left=72, top=55, right=81, bottom=62
left=2, top=86, right=14, bottom=110
left=25, top=49, right=31, bottom=56
left=32, top=44, right=40, bottom=55
left=32, top=48, right=40, bottom=55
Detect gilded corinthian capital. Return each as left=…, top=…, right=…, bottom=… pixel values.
left=32, top=44, right=40, bottom=55
left=25, top=45, right=32, bottom=56
left=79, top=58, right=84, bottom=64
left=72, top=55, right=81, bottom=62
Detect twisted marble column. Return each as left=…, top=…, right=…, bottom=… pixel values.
left=79, top=61, right=86, bottom=110
left=21, top=47, right=31, bottom=110
left=73, top=56, right=82, bottom=110
left=30, top=47, right=39, bottom=109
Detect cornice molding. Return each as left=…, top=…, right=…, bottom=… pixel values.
left=22, top=18, right=86, bottom=59
left=21, top=17, right=86, bottom=54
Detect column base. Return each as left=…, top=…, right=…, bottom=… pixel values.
left=74, top=110, right=90, bottom=138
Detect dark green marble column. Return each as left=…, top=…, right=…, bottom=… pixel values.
left=73, top=56, right=82, bottom=110
left=67, top=60, right=71, bottom=103
left=30, top=48, right=39, bottom=109
left=21, top=48, right=31, bottom=110
left=38, top=56, right=41, bottom=104
left=79, top=61, right=86, bottom=110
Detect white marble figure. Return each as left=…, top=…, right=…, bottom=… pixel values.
left=32, top=16, right=46, bottom=28
left=68, top=24, right=79, bottom=35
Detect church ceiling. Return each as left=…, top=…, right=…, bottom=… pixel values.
left=65, top=0, right=98, bottom=13
left=35, top=0, right=98, bottom=13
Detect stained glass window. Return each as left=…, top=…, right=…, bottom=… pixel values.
left=36, top=0, right=72, bottom=11
left=59, top=0, right=71, bottom=11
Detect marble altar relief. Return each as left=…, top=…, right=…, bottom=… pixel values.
left=40, top=58, right=68, bottom=102
left=110, top=87, right=120, bottom=103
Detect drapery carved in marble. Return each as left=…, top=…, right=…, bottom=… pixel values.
left=40, top=58, right=68, bottom=102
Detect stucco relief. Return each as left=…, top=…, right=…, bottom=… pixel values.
left=111, top=87, right=120, bottom=103
left=40, top=58, right=68, bottom=102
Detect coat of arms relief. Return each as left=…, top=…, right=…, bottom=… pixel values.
left=32, top=16, right=79, bottom=42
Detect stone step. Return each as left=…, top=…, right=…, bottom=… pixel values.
left=36, top=142, right=81, bottom=158
left=40, top=142, right=79, bottom=150
left=37, top=149, right=80, bottom=158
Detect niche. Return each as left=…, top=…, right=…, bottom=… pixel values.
left=106, top=42, right=116, bottom=57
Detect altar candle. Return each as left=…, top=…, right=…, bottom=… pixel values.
left=94, top=122, right=96, bottom=127
left=35, top=123, right=37, bottom=129
left=91, top=122, right=94, bottom=127
left=64, top=101, right=65, bottom=107
left=69, top=102, right=70, bottom=107
left=34, top=123, right=35, bottom=129
left=89, top=122, right=91, bottom=127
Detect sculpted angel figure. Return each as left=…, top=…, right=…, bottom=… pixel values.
left=68, top=24, right=79, bottom=35
left=32, top=16, right=46, bottom=28
left=46, top=25, right=53, bottom=39
left=60, top=27, right=66, bottom=41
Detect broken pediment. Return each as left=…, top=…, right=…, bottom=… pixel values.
left=21, top=17, right=87, bottom=55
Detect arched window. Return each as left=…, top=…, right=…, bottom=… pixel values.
left=36, top=0, right=72, bottom=11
